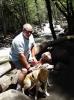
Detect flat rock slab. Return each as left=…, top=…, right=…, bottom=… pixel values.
left=0, top=69, right=19, bottom=92
left=0, top=62, right=11, bottom=77
left=0, top=47, right=10, bottom=64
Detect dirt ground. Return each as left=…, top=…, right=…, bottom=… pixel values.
left=38, top=84, right=74, bottom=100
left=37, top=70, right=74, bottom=100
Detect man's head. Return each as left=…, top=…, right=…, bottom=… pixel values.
left=23, top=23, right=33, bottom=39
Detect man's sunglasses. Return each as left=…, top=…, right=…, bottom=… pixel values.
left=23, top=29, right=32, bottom=33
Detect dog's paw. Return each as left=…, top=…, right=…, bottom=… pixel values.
left=35, top=96, right=37, bottom=100
left=45, top=91, right=50, bottom=96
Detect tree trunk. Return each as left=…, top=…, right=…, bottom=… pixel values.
left=45, top=0, right=56, bottom=40
left=21, top=0, right=27, bottom=25
left=54, top=0, right=74, bottom=35
left=35, top=0, right=41, bottom=27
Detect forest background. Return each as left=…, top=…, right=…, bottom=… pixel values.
left=0, top=0, right=74, bottom=46
left=0, top=0, right=74, bottom=95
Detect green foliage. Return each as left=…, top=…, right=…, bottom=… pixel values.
left=26, top=0, right=47, bottom=24
left=52, top=0, right=74, bottom=34
left=0, top=0, right=47, bottom=33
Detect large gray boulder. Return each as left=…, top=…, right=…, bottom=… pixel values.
left=0, top=89, right=32, bottom=100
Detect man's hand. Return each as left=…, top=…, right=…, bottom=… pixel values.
left=30, top=57, right=38, bottom=66
left=19, top=53, right=31, bottom=69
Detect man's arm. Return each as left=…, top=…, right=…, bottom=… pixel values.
left=19, top=53, right=30, bottom=70
left=31, top=46, right=38, bottom=63
left=31, top=45, right=36, bottom=57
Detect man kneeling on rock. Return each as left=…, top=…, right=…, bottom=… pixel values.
left=9, top=23, right=52, bottom=91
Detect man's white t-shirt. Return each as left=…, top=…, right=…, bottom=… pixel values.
left=9, top=32, right=35, bottom=68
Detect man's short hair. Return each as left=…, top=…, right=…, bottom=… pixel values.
left=23, top=23, right=33, bottom=32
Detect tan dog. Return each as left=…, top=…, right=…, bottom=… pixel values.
left=22, top=52, right=53, bottom=100
left=23, top=65, right=50, bottom=100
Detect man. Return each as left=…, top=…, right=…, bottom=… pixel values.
left=9, top=23, right=38, bottom=90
